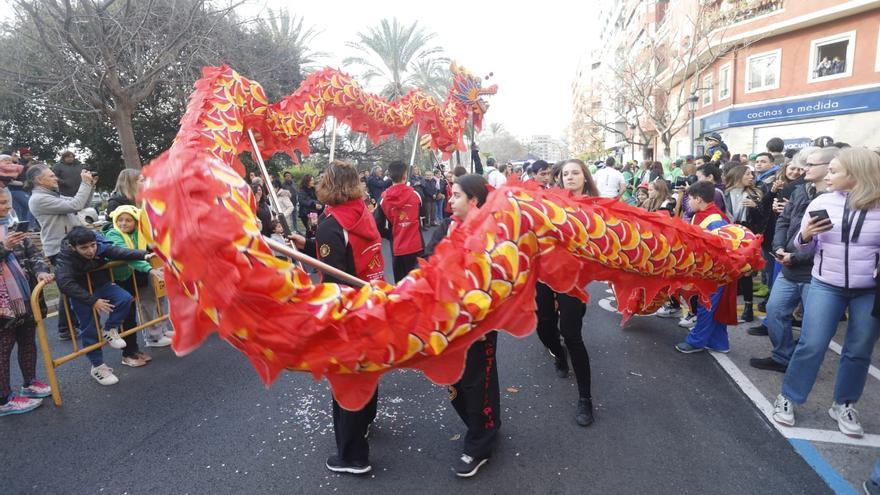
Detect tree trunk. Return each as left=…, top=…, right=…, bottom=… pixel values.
left=112, top=104, right=143, bottom=169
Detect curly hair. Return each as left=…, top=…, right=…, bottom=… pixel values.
left=316, top=160, right=363, bottom=205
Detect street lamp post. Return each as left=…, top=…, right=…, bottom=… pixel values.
left=688, top=93, right=699, bottom=156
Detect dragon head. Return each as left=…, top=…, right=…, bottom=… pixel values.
left=449, top=61, right=497, bottom=116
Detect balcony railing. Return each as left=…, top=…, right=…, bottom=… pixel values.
left=705, top=0, right=784, bottom=25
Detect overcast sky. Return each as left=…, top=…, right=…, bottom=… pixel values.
left=0, top=1, right=596, bottom=141
left=249, top=0, right=596, bottom=141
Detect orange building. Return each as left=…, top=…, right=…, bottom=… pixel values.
left=574, top=0, right=880, bottom=161
left=673, top=0, right=880, bottom=156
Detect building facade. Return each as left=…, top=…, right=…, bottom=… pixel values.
left=687, top=0, right=880, bottom=155
left=573, top=0, right=880, bottom=160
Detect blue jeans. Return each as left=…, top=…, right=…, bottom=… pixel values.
left=782, top=280, right=880, bottom=404
left=10, top=189, right=36, bottom=226
left=766, top=274, right=811, bottom=365
left=871, top=459, right=880, bottom=486
left=434, top=199, right=445, bottom=222
left=70, top=283, right=134, bottom=367
left=686, top=286, right=729, bottom=351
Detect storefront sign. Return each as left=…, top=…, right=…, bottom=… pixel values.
left=701, top=87, right=880, bottom=132
left=783, top=138, right=813, bottom=149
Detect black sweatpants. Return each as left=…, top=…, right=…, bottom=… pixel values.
left=332, top=390, right=378, bottom=463
left=392, top=253, right=420, bottom=283
left=535, top=282, right=563, bottom=356
left=738, top=276, right=753, bottom=304
left=0, top=317, right=37, bottom=400
left=534, top=284, right=592, bottom=399
left=449, top=331, right=500, bottom=459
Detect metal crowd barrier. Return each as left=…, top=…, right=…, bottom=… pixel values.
left=31, top=261, right=170, bottom=406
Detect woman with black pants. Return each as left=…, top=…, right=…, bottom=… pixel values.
left=291, top=161, right=385, bottom=475
left=425, top=174, right=499, bottom=478
left=535, top=159, right=599, bottom=426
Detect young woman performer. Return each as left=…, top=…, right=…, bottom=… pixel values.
left=534, top=159, right=599, bottom=427
left=425, top=174, right=499, bottom=478
left=311, top=161, right=385, bottom=475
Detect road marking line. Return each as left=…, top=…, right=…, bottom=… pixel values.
left=789, top=439, right=859, bottom=495
left=827, top=340, right=880, bottom=382
left=710, top=351, right=880, bottom=448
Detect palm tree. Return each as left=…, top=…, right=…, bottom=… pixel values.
left=405, top=58, right=452, bottom=100
left=343, top=18, right=444, bottom=100
left=259, top=8, right=325, bottom=72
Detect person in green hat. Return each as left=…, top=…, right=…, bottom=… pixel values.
left=105, top=205, right=173, bottom=350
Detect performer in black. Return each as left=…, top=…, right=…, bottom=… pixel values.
left=310, top=161, right=386, bottom=475
left=425, top=174, right=500, bottom=478
left=534, top=159, right=599, bottom=427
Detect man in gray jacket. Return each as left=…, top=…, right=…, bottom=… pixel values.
left=27, top=163, right=96, bottom=339
left=749, top=147, right=839, bottom=372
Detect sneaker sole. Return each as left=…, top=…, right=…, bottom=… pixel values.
left=706, top=348, right=730, bottom=354
left=325, top=462, right=372, bottom=474
left=772, top=414, right=795, bottom=427
left=91, top=375, right=119, bottom=386
left=828, top=408, right=864, bottom=438
left=19, top=390, right=51, bottom=399
left=654, top=312, right=680, bottom=318
left=749, top=363, right=787, bottom=373
left=675, top=346, right=704, bottom=354
left=144, top=342, right=172, bottom=348
left=0, top=404, right=41, bottom=416
left=107, top=341, right=127, bottom=349
left=455, top=457, right=488, bottom=478
left=121, top=360, right=147, bottom=368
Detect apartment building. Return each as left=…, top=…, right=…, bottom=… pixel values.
left=573, top=0, right=880, bottom=160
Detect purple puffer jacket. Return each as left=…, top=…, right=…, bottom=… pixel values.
left=797, top=191, right=880, bottom=289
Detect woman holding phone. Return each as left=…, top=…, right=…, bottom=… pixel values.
left=723, top=165, right=765, bottom=322
left=772, top=148, right=880, bottom=437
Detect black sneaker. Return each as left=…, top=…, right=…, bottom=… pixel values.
left=454, top=453, right=488, bottom=478
left=554, top=347, right=569, bottom=378
left=739, top=303, right=754, bottom=323
left=757, top=300, right=767, bottom=313
left=58, top=332, right=71, bottom=341
left=325, top=455, right=371, bottom=475
left=791, top=319, right=802, bottom=328
left=864, top=479, right=880, bottom=495
left=747, top=324, right=768, bottom=336
left=576, top=398, right=594, bottom=427
left=749, top=357, right=788, bottom=373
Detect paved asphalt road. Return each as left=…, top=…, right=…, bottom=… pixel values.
left=4, top=235, right=833, bottom=494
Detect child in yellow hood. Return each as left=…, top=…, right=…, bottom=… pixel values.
left=106, top=205, right=173, bottom=350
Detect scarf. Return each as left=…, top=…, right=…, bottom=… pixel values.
left=324, top=199, right=385, bottom=282
left=0, top=216, right=31, bottom=319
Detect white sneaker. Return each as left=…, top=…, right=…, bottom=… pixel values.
left=829, top=402, right=864, bottom=437
left=90, top=364, right=119, bottom=386
left=772, top=394, right=795, bottom=426
left=654, top=303, right=681, bottom=318
left=678, top=313, right=697, bottom=328
left=102, top=328, right=127, bottom=349
left=144, top=335, right=172, bottom=347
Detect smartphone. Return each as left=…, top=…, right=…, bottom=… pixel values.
left=809, top=209, right=830, bottom=222
left=13, top=221, right=30, bottom=233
